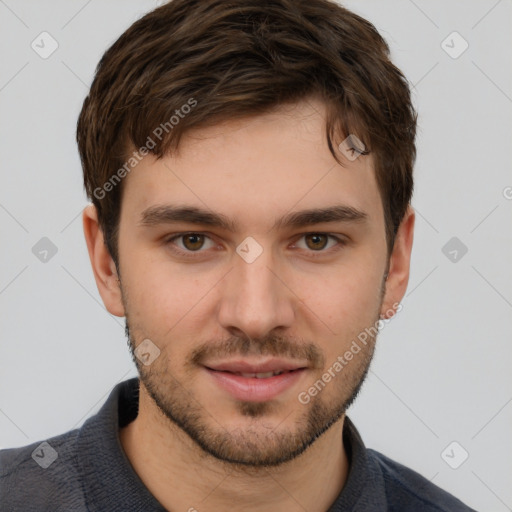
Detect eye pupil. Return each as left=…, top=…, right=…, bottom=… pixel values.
left=183, top=234, right=204, bottom=251
left=305, top=234, right=328, bottom=250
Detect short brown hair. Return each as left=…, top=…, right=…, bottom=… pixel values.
left=77, top=0, right=417, bottom=269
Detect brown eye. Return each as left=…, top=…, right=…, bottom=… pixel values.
left=293, top=233, right=345, bottom=256
left=182, top=234, right=205, bottom=251
left=304, top=234, right=329, bottom=250
left=165, top=232, right=217, bottom=259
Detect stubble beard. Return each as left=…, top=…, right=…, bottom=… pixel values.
left=124, top=320, right=378, bottom=468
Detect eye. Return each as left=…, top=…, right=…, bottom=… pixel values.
left=167, top=233, right=216, bottom=252
left=293, top=233, right=344, bottom=252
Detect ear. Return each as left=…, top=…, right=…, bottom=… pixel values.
left=82, top=204, right=125, bottom=317
left=380, top=205, right=415, bottom=319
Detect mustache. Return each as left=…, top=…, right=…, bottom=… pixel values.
left=190, top=333, right=325, bottom=369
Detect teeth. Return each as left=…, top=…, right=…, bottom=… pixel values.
left=238, top=371, right=285, bottom=378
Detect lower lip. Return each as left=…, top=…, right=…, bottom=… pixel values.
left=204, top=368, right=306, bottom=402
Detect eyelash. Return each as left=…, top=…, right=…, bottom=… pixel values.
left=164, top=232, right=347, bottom=259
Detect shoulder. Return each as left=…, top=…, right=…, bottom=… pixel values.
left=366, top=449, right=477, bottom=512
left=0, top=428, right=87, bottom=511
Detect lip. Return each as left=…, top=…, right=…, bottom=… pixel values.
left=204, top=358, right=308, bottom=374
left=203, top=359, right=308, bottom=402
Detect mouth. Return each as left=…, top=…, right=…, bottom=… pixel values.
left=212, top=369, right=294, bottom=378
left=204, top=358, right=308, bottom=374
left=203, top=359, right=308, bottom=402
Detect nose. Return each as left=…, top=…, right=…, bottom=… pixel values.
left=217, top=244, right=296, bottom=340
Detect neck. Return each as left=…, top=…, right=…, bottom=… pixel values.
left=120, top=385, right=349, bottom=512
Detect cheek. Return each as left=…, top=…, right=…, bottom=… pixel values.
left=300, top=261, right=382, bottom=326
left=122, top=255, right=220, bottom=337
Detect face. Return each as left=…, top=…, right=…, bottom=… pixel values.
left=113, top=98, right=395, bottom=467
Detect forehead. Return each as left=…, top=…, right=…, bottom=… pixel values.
left=120, top=99, right=382, bottom=228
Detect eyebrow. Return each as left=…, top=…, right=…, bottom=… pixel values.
left=138, top=204, right=368, bottom=231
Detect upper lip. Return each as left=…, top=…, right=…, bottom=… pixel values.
left=204, top=358, right=308, bottom=373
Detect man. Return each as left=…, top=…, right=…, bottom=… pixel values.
left=0, top=0, right=476, bottom=510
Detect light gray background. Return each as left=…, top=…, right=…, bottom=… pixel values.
left=1, top=1, right=511, bottom=510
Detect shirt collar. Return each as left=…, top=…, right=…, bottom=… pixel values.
left=77, top=378, right=167, bottom=511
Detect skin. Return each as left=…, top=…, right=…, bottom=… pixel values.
left=83, top=97, right=414, bottom=512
